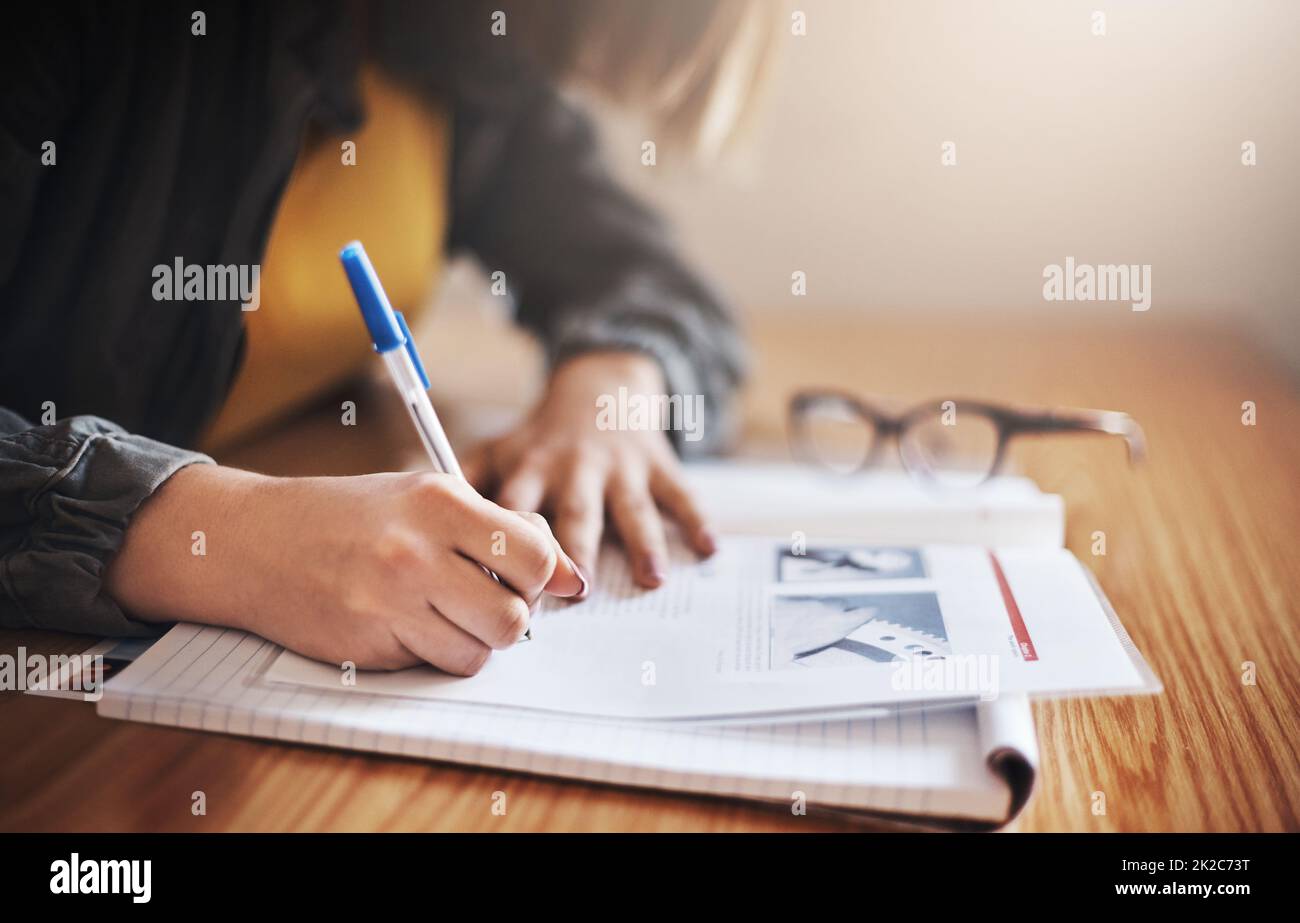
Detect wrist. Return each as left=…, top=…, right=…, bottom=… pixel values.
left=552, top=350, right=666, bottom=396
left=105, top=463, right=271, bottom=631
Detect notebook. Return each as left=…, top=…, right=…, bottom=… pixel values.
left=93, top=462, right=1147, bottom=828
left=98, top=622, right=1038, bottom=827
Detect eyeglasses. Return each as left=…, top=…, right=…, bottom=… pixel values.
left=788, top=390, right=1146, bottom=489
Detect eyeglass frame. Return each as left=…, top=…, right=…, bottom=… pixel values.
left=788, top=389, right=1147, bottom=485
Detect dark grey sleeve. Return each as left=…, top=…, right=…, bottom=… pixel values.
left=447, top=84, right=749, bottom=457
left=0, top=407, right=213, bottom=636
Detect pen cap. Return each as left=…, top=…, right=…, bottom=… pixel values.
left=339, top=241, right=405, bottom=353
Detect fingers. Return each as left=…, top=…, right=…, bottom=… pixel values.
left=390, top=604, right=493, bottom=676
left=512, top=511, right=585, bottom=599
left=445, top=489, right=553, bottom=594
left=494, top=461, right=584, bottom=595
left=415, top=510, right=579, bottom=658
left=496, top=468, right=546, bottom=513
left=428, top=552, right=536, bottom=649
left=607, top=470, right=670, bottom=589
left=445, top=489, right=580, bottom=602
left=650, top=464, right=717, bottom=557
left=551, top=463, right=606, bottom=596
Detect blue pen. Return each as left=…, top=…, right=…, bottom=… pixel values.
left=340, top=241, right=463, bottom=477
left=340, top=242, right=528, bottom=638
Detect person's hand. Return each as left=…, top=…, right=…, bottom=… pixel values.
left=462, top=351, right=717, bottom=592
left=105, top=465, right=584, bottom=675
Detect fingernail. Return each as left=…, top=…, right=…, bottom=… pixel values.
left=642, top=555, right=665, bottom=588
left=695, top=527, right=717, bottom=556
left=570, top=557, right=590, bottom=600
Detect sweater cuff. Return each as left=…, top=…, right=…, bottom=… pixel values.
left=0, top=417, right=213, bottom=635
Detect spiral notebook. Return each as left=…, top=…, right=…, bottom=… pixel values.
left=97, top=622, right=1038, bottom=828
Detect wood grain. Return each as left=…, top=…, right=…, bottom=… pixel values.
left=2, top=314, right=1297, bottom=831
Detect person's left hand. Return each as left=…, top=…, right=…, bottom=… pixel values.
left=462, top=351, right=717, bottom=594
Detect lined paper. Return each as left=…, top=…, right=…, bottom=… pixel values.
left=100, top=623, right=1033, bottom=825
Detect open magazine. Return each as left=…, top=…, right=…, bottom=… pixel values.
left=266, top=534, right=1157, bottom=720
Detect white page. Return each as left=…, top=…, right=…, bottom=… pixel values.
left=265, top=536, right=1158, bottom=720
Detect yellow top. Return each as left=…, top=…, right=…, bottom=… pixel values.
left=203, top=65, right=450, bottom=448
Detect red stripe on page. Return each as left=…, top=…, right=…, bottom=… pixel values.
left=989, top=551, right=1038, bottom=662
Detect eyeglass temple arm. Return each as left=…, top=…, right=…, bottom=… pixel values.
left=1010, top=409, right=1147, bottom=463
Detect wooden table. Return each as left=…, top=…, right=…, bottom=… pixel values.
left=3, top=315, right=1297, bottom=831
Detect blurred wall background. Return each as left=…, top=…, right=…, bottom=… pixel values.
left=614, top=0, right=1298, bottom=365
left=429, top=0, right=1299, bottom=400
